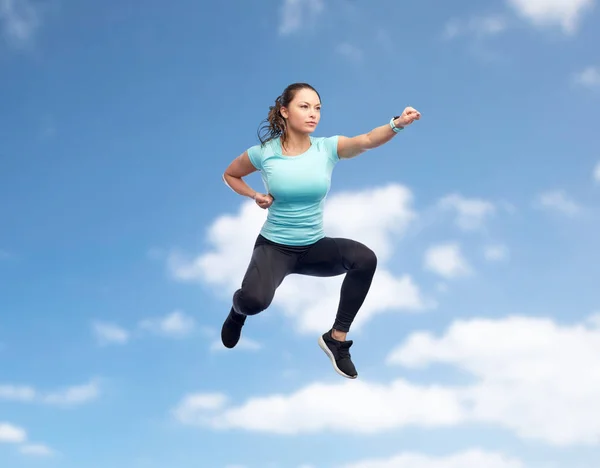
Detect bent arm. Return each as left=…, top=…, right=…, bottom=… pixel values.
left=222, top=151, right=259, bottom=199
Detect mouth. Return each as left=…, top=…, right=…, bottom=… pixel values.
left=306, top=122, right=317, bottom=126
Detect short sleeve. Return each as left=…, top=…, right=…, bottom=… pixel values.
left=323, top=135, right=340, bottom=163
left=247, top=144, right=264, bottom=171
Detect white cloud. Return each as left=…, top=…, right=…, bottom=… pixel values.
left=0, top=0, right=41, bottom=48
left=92, top=321, right=129, bottom=345
left=167, top=201, right=265, bottom=290
left=41, top=379, right=100, bottom=407
left=274, top=268, right=428, bottom=334
left=445, top=0, right=593, bottom=44
left=0, top=422, right=26, bottom=443
left=279, top=0, right=324, bottom=36
left=172, top=393, right=229, bottom=425
left=484, top=244, right=509, bottom=262
left=424, top=243, right=471, bottom=279
left=336, top=42, right=363, bottom=62
left=138, top=310, right=196, bottom=338
left=573, top=66, right=600, bottom=89
left=387, top=313, right=600, bottom=446
left=534, top=190, right=582, bottom=216
left=172, top=379, right=464, bottom=434
left=168, top=184, right=431, bottom=335
left=323, top=184, right=417, bottom=261
left=506, top=0, right=594, bottom=34
left=340, top=449, right=523, bottom=468
left=443, top=15, right=509, bottom=40
left=19, top=443, right=55, bottom=457
left=0, top=385, right=35, bottom=401
left=438, top=194, right=496, bottom=231
left=587, top=312, right=600, bottom=327
left=92, top=311, right=198, bottom=345
left=173, top=313, right=600, bottom=447
left=0, top=379, right=100, bottom=407
left=210, top=336, right=262, bottom=353
left=0, top=423, right=55, bottom=458
left=595, top=161, right=600, bottom=182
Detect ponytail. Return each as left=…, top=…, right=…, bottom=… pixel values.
left=257, top=95, right=286, bottom=146
left=256, top=82, right=321, bottom=147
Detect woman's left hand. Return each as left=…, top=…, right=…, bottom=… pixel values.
left=396, top=107, right=421, bottom=127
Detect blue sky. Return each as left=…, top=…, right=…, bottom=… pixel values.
left=1, top=0, right=600, bottom=467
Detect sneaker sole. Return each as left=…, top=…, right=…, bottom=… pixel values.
left=318, top=335, right=357, bottom=379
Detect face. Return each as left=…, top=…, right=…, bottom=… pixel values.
left=280, top=88, right=321, bottom=134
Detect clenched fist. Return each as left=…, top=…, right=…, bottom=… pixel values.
left=254, top=192, right=274, bottom=209
left=395, top=106, right=421, bottom=127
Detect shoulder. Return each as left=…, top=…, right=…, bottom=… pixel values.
left=247, top=139, right=278, bottom=170
left=312, top=135, right=339, bottom=161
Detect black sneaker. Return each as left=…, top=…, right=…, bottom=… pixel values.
left=318, top=329, right=358, bottom=379
left=221, top=307, right=246, bottom=349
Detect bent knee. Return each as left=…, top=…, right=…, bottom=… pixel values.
left=356, top=245, right=378, bottom=272
left=234, top=290, right=271, bottom=316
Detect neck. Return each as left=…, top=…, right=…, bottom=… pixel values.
left=281, top=129, right=311, bottom=154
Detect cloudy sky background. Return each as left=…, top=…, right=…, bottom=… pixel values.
left=1, top=0, right=599, bottom=467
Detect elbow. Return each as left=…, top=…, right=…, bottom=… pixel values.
left=223, top=171, right=242, bottom=191
left=222, top=172, right=234, bottom=191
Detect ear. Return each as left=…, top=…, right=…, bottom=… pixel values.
left=280, top=106, right=289, bottom=119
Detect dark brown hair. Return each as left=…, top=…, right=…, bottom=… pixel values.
left=257, top=82, right=321, bottom=147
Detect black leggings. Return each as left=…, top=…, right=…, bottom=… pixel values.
left=232, top=234, right=378, bottom=332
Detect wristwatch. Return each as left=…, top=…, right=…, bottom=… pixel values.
left=389, top=116, right=403, bottom=133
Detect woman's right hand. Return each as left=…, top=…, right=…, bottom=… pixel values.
left=254, top=193, right=274, bottom=209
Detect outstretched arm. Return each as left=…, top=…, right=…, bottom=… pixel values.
left=337, top=106, right=421, bottom=159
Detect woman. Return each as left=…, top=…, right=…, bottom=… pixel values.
left=221, top=83, right=420, bottom=379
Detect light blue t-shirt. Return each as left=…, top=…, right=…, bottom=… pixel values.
left=247, top=135, right=340, bottom=246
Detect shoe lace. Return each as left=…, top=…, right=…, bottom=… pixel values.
left=337, top=341, right=352, bottom=359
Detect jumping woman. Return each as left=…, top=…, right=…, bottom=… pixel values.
left=221, top=83, right=421, bottom=379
